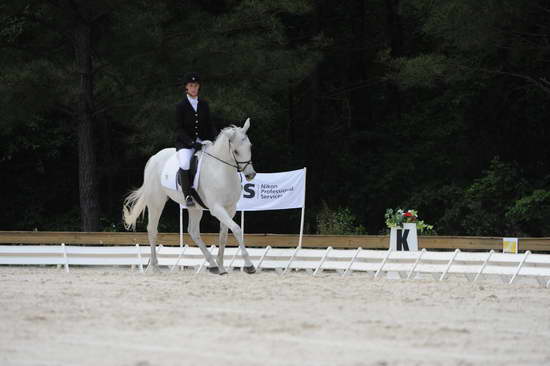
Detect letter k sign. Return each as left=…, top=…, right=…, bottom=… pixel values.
left=397, top=229, right=410, bottom=251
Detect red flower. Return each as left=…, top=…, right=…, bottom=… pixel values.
left=404, top=212, right=413, bottom=217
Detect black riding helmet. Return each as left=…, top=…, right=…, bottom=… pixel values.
left=183, top=72, right=201, bottom=85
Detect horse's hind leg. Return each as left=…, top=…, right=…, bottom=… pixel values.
left=146, top=198, right=167, bottom=272
left=210, top=205, right=255, bottom=273
left=217, top=223, right=229, bottom=273
left=187, top=208, right=220, bottom=272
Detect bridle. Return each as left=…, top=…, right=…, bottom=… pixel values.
left=203, top=139, right=253, bottom=173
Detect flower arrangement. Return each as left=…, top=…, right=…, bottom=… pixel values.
left=384, top=208, right=433, bottom=232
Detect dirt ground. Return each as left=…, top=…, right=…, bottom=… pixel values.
left=1, top=266, right=549, bottom=366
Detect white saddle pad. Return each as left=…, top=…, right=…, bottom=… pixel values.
left=161, top=151, right=204, bottom=191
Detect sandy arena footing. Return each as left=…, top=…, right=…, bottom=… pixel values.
left=1, top=266, right=549, bottom=366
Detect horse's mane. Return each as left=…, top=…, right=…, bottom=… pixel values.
left=212, top=125, right=238, bottom=148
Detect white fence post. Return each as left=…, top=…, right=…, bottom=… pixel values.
left=313, top=247, right=332, bottom=276
left=256, top=246, right=271, bottom=271
left=440, top=249, right=460, bottom=281
left=407, top=248, right=426, bottom=279
left=171, top=244, right=189, bottom=272
left=61, top=243, right=69, bottom=273
left=474, top=250, right=494, bottom=282
left=343, top=247, right=362, bottom=276
left=283, top=246, right=300, bottom=275
left=375, top=249, right=392, bottom=279
left=136, top=244, right=144, bottom=273
left=509, top=250, right=531, bottom=284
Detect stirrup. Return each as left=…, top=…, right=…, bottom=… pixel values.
left=185, top=195, right=195, bottom=207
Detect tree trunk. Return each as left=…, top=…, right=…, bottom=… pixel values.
left=74, top=23, right=100, bottom=231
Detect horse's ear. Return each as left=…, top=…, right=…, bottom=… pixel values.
left=242, top=118, right=250, bottom=133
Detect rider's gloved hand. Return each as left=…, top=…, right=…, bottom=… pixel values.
left=192, top=142, right=202, bottom=150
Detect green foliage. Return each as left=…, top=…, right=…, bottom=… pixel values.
left=384, top=208, right=433, bottom=233
left=1, top=0, right=550, bottom=236
left=316, top=202, right=367, bottom=235
left=412, top=158, right=537, bottom=236
left=506, top=190, right=550, bottom=237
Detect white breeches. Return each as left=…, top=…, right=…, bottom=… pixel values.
left=177, top=148, right=195, bottom=170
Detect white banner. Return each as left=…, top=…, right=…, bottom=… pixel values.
left=236, top=168, right=306, bottom=211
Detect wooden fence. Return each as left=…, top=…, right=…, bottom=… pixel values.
left=1, top=231, right=549, bottom=251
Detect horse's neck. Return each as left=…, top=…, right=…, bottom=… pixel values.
left=199, top=134, right=234, bottom=179
left=207, top=134, right=232, bottom=162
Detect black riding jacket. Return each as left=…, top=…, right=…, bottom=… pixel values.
left=175, top=98, right=218, bottom=150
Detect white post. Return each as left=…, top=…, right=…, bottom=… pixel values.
left=241, top=211, right=245, bottom=245
left=343, top=247, right=362, bottom=276
left=179, top=206, right=184, bottom=247
left=170, top=244, right=188, bottom=272
left=375, top=249, right=392, bottom=279
left=229, top=247, right=241, bottom=270
left=61, top=243, right=69, bottom=273
left=297, top=167, right=307, bottom=248
left=474, top=250, right=494, bottom=282
left=136, top=244, right=144, bottom=273
left=510, top=250, right=531, bottom=284
left=283, top=246, right=300, bottom=275
left=256, top=246, right=271, bottom=271
left=407, top=248, right=426, bottom=279
left=440, top=248, right=460, bottom=281
left=313, top=247, right=332, bottom=276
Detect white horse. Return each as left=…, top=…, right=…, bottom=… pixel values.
left=123, top=118, right=257, bottom=275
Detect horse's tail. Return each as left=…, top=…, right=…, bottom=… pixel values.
left=123, top=158, right=154, bottom=231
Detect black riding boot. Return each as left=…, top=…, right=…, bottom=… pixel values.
left=177, top=168, right=195, bottom=207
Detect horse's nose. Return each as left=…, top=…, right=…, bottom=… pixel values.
left=245, top=171, right=256, bottom=181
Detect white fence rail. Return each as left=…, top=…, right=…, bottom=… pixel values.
left=1, top=245, right=549, bottom=287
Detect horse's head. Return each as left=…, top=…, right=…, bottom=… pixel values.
left=223, top=118, right=256, bottom=181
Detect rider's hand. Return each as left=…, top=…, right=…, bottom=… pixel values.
left=192, top=142, right=202, bottom=150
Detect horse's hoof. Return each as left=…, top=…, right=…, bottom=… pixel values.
left=207, top=266, right=220, bottom=274
left=243, top=265, right=256, bottom=274
left=145, top=264, right=161, bottom=274
left=208, top=267, right=228, bottom=275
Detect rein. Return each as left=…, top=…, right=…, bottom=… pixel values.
left=203, top=140, right=252, bottom=173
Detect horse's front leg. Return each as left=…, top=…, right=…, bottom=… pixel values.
left=187, top=208, right=222, bottom=274
left=210, top=205, right=255, bottom=274
left=217, top=223, right=229, bottom=274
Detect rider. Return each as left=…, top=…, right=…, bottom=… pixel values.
left=175, top=72, right=218, bottom=207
